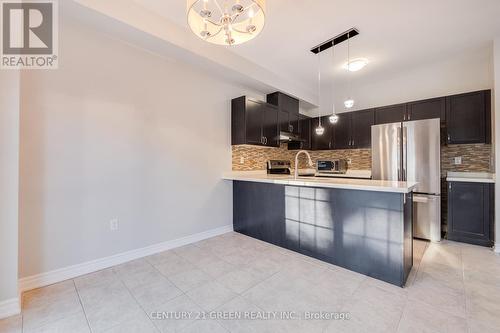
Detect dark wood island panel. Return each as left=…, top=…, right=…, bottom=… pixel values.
left=233, top=181, right=413, bottom=287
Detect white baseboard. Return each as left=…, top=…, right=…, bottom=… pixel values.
left=494, top=243, right=500, bottom=254
left=19, top=225, right=233, bottom=293
left=0, top=298, right=20, bottom=320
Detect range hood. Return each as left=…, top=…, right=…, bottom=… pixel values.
left=279, top=131, right=304, bottom=142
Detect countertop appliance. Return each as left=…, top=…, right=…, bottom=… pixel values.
left=267, top=160, right=291, bottom=174
left=316, top=159, right=348, bottom=175
left=372, top=118, right=441, bottom=242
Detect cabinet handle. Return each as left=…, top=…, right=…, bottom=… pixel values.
left=449, top=183, right=451, bottom=190
left=261, top=137, right=265, bottom=145
left=328, top=142, right=331, bottom=149
left=408, top=113, right=411, bottom=121
left=351, top=139, right=354, bottom=147
left=290, top=124, right=294, bottom=132
left=447, top=133, right=451, bottom=142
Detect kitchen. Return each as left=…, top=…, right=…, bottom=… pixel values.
left=224, top=87, right=494, bottom=287
left=1, top=1, right=500, bottom=333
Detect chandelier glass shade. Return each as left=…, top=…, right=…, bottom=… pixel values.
left=187, top=0, right=266, bottom=46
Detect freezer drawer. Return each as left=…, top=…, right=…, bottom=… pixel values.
left=413, top=194, right=441, bottom=242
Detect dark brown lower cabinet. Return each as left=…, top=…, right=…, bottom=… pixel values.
left=447, top=181, right=494, bottom=247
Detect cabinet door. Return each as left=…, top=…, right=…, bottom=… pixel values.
left=289, top=111, right=299, bottom=134
left=288, top=97, right=300, bottom=134
left=407, top=97, right=445, bottom=123
left=375, top=104, right=407, bottom=124
left=332, top=113, right=351, bottom=150
left=262, top=104, right=279, bottom=147
left=278, top=109, right=290, bottom=132
left=447, top=182, right=492, bottom=246
left=351, top=109, right=375, bottom=148
left=299, top=116, right=311, bottom=150
left=446, top=91, right=487, bottom=144
left=311, top=116, right=333, bottom=150
left=245, top=99, right=263, bottom=145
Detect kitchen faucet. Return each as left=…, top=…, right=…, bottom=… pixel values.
left=294, top=150, right=314, bottom=179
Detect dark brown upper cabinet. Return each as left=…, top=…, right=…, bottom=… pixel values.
left=288, top=115, right=312, bottom=150
left=332, top=113, right=351, bottom=149
left=407, top=97, right=446, bottom=124
left=331, top=109, right=374, bottom=150
left=446, top=90, right=491, bottom=144
left=231, top=96, right=279, bottom=147
left=375, top=103, right=407, bottom=124
left=351, top=109, right=375, bottom=148
left=311, top=116, right=333, bottom=150
left=267, top=92, right=300, bottom=135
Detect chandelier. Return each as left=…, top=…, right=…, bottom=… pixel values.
left=187, top=0, right=266, bottom=46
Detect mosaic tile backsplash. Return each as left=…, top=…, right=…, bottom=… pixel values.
left=232, top=144, right=371, bottom=171
left=440, top=144, right=493, bottom=176
left=232, top=143, right=493, bottom=174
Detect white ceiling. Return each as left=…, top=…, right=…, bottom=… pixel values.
left=133, top=0, right=500, bottom=90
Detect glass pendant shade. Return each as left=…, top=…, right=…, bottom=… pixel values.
left=187, top=0, right=266, bottom=46
left=329, top=114, right=339, bottom=124
left=315, top=125, right=325, bottom=135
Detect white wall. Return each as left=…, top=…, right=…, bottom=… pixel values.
left=18, top=17, right=258, bottom=278
left=0, top=71, right=20, bottom=304
left=494, top=38, right=500, bottom=252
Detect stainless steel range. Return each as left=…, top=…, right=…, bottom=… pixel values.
left=266, top=160, right=291, bottom=175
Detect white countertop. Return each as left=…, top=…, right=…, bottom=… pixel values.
left=446, top=172, right=495, bottom=184
left=314, top=170, right=372, bottom=179
left=223, top=171, right=417, bottom=193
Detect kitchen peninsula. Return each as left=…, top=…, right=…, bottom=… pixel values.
left=223, top=171, right=417, bottom=287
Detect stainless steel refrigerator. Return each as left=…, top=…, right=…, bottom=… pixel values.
left=372, top=118, right=441, bottom=242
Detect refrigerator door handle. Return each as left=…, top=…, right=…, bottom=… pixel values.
left=413, top=195, right=429, bottom=203
left=397, top=129, right=401, bottom=181
left=402, top=126, right=408, bottom=181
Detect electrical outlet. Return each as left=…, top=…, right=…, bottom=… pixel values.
left=453, top=157, right=462, bottom=165
left=347, top=159, right=352, bottom=165
left=239, top=157, right=245, bottom=164
left=109, top=218, right=119, bottom=231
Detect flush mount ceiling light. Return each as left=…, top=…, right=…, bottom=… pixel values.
left=187, top=0, right=266, bottom=46
left=343, top=58, right=368, bottom=72
left=344, top=99, right=354, bottom=108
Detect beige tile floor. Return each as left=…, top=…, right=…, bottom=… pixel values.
left=1, top=232, right=500, bottom=333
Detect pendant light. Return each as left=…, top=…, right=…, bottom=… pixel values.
left=315, top=53, right=324, bottom=135
left=329, top=46, right=339, bottom=124
left=344, top=31, right=355, bottom=109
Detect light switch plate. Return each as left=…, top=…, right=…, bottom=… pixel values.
left=453, top=157, right=462, bottom=165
